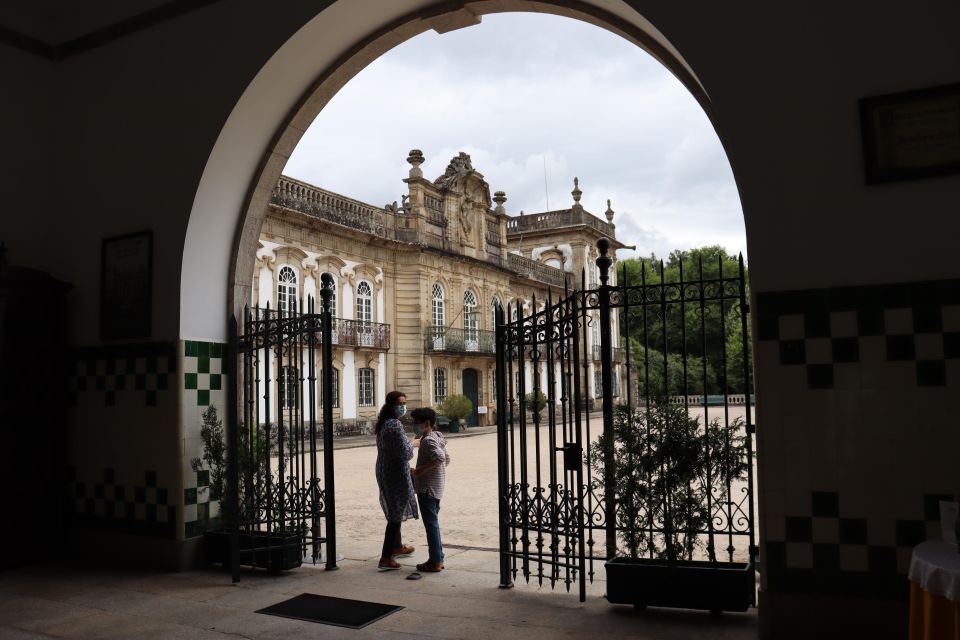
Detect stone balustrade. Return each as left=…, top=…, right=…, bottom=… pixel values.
left=508, top=253, right=568, bottom=288
left=634, top=394, right=756, bottom=407
left=272, top=177, right=569, bottom=289
left=506, top=208, right=613, bottom=236
left=272, top=177, right=390, bottom=237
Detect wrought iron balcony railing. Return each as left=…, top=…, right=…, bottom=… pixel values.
left=249, top=308, right=390, bottom=350
left=334, top=319, right=390, bottom=350
left=424, top=326, right=496, bottom=355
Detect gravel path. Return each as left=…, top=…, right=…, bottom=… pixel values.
left=328, top=406, right=755, bottom=559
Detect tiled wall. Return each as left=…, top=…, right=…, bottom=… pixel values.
left=68, top=467, right=176, bottom=537
left=755, top=280, right=960, bottom=600
left=66, top=342, right=179, bottom=538
left=181, top=340, right=227, bottom=539
left=68, top=342, right=174, bottom=407
left=67, top=340, right=228, bottom=544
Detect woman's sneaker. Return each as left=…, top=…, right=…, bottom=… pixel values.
left=391, top=544, right=415, bottom=558
left=378, top=557, right=401, bottom=571
left=416, top=561, right=444, bottom=572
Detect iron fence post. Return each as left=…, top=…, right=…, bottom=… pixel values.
left=495, top=303, right=513, bottom=589
left=227, top=314, right=240, bottom=583
left=596, top=238, right=617, bottom=560
left=320, top=273, right=338, bottom=570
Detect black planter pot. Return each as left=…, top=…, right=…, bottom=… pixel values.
left=605, top=557, right=754, bottom=613
left=202, top=529, right=303, bottom=573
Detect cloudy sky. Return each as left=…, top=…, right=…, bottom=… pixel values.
left=283, top=12, right=746, bottom=261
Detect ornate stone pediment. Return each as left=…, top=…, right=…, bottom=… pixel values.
left=435, top=151, right=474, bottom=186
left=433, top=152, right=494, bottom=248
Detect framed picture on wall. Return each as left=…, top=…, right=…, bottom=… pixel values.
left=860, top=82, right=960, bottom=184
left=100, top=230, right=153, bottom=340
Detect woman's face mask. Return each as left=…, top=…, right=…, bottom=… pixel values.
left=395, top=404, right=406, bottom=418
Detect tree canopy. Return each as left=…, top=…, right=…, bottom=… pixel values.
left=616, top=246, right=751, bottom=396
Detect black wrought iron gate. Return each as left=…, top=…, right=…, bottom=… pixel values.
left=495, top=239, right=756, bottom=602
left=225, top=274, right=339, bottom=581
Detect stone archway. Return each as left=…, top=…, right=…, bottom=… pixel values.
left=178, top=0, right=728, bottom=343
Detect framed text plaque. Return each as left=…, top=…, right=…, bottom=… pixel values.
left=860, top=82, right=960, bottom=184
left=100, top=230, right=153, bottom=339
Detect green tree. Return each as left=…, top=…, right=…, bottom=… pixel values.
left=590, top=400, right=749, bottom=561
left=618, top=246, right=749, bottom=397
left=191, top=406, right=275, bottom=527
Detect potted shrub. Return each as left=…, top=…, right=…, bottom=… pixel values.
left=191, top=407, right=302, bottom=572
left=524, top=390, right=548, bottom=413
left=438, top=394, right=472, bottom=433
left=590, top=399, right=753, bottom=613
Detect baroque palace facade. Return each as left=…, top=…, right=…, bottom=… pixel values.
left=252, top=150, right=627, bottom=430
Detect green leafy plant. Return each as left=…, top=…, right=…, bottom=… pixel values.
left=438, top=394, right=473, bottom=422
left=191, top=405, right=275, bottom=527
left=192, top=406, right=226, bottom=504
left=590, top=398, right=749, bottom=562
left=524, top=390, right=548, bottom=412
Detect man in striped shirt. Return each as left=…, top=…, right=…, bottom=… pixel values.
left=410, top=407, right=450, bottom=572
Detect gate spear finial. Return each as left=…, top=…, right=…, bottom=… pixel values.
left=596, top=238, right=611, bottom=286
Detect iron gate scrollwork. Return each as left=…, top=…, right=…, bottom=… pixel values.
left=495, top=238, right=756, bottom=603
left=227, top=273, right=338, bottom=579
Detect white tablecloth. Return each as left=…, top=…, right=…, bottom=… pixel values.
left=909, top=540, right=960, bottom=602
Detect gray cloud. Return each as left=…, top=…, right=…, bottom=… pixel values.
left=284, top=12, right=746, bottom=262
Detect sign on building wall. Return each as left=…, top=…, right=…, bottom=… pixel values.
left=100, top=230, right=152, bottom=339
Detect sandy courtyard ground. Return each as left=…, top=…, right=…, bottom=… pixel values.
left=328, top=406, right=755, bottom=561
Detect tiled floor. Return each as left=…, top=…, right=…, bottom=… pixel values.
left=0, top=547, right=758, bottom=639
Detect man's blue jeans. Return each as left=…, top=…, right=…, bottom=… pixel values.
left=417, top=493, right=444, bottom=564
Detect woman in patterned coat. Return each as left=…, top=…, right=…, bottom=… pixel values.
left=375, top=390, right=418, bottom=570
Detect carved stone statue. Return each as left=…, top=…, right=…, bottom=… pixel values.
left=444, top=152, right=474, bottom=178
left=458, top=202, right=474, bottom=246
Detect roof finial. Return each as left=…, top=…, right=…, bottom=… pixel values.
left=493, top=190, right=507, bottom=215
left=605, top=198, right=614, bottom=223
left=407, top=149, right=424, bottom=179
left=571, top=177, right=582, bottom=209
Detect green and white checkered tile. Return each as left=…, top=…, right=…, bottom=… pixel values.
left=183, top=340, right=226, bottom=406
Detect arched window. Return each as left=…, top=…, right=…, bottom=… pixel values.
left=321, top=272, right=337, bottom=317
left=319, top=368, right=340, bottom=408
left=463, top=290, right=479, bottom=351
left=277, top=266, right=298, bottom=315
left=432, top=283, right=445, bottom=327
left=358, top=368, right=375, bottom=407
left=280, top=366, right=298, bottom=410
left=356, top=280, right=373, bottom=323
left=511, top=299, right=525, bottom=323
left=331, top=368, right=339, bottom=408
left=434, top=367, right=447, bottom=404
left=592, top=312, right=600, bottom=358
left=491, top=296, right=502, bottom=328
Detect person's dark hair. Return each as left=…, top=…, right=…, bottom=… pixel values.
left=375, top=390, right=406, bottom=435
left=409, top=407, right=437, bottom=428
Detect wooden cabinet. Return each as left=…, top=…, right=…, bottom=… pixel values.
left=0, top=245, right=71, bottom=568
